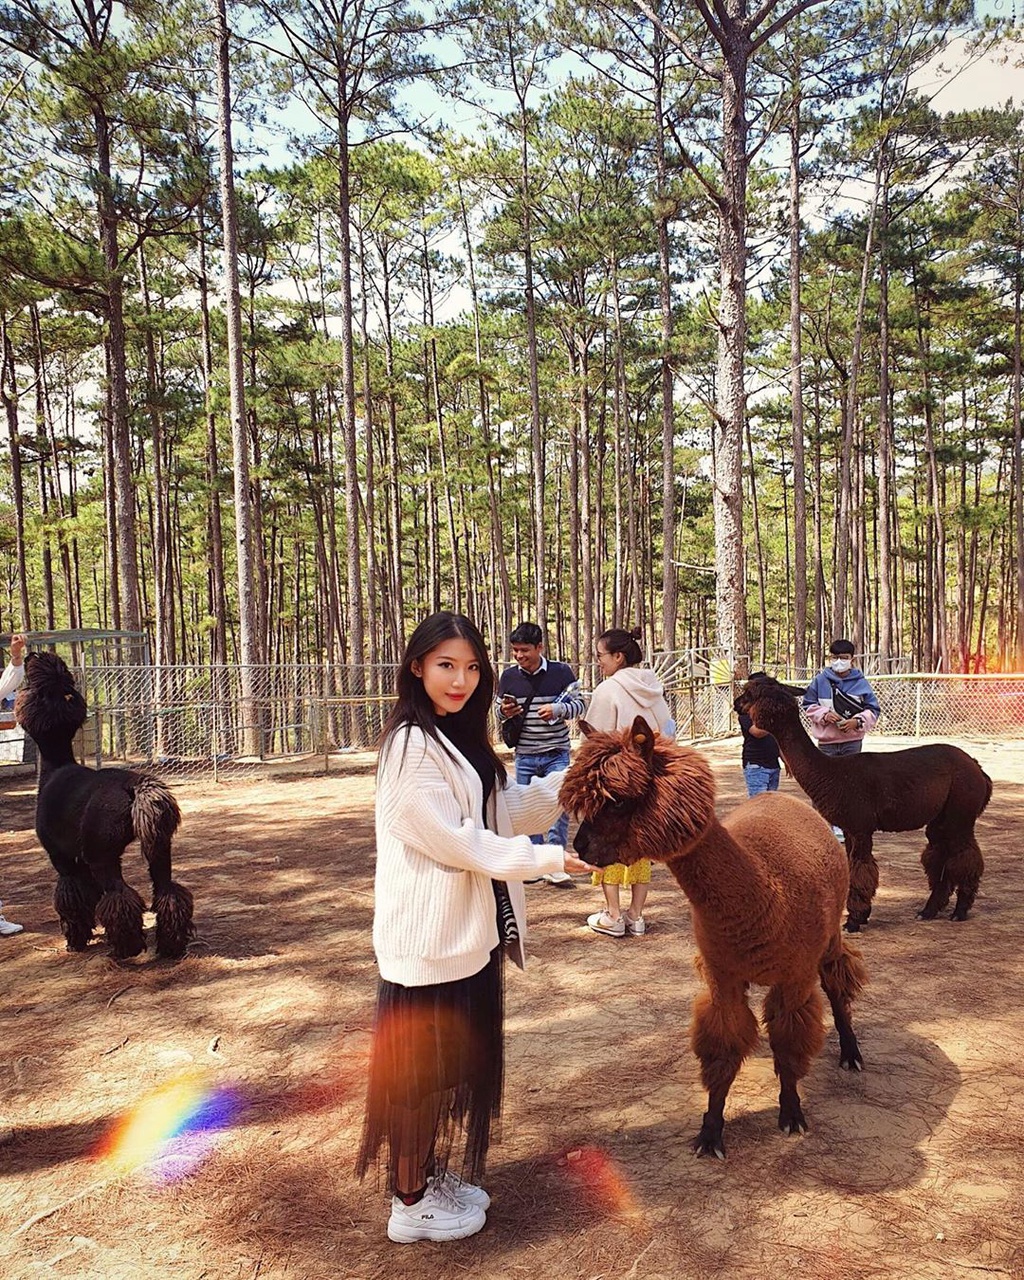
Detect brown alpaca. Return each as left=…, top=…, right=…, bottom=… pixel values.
left=734, top=675, right=992, bottom=932
left=560, top=717, right=865, bottom=1158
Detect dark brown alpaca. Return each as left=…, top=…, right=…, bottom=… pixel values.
left=16, top=651, right=194, bottom=960
left=560, top=717, right=865, bottom=1158
left=734, top=675, right=992, bottom=932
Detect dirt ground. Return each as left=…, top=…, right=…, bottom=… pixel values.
left=1, top=736, right=1023, bottom=1280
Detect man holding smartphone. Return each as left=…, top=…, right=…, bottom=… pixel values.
left=495, top=622, right=585, bottom=886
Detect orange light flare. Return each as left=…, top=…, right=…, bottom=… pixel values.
left=556, top=1144, right=638, bottom=1216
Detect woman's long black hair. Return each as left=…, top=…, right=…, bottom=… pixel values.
left=379, top=611, right=507, bottom=785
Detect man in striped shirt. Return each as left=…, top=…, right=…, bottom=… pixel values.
left=495, top=622, right=586, bottom=887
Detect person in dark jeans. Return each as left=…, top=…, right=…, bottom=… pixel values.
left=495, top=623, right=585, bottom=887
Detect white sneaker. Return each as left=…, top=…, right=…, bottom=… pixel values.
left=431, top=1171, right=491, bottom=1210
left=587, top=910, right=625, bottom=937
left=0, top=903, right=23, bottom=937
left=542, top=871, right=575, bottom=888
left=624, top=913, right=646, bottom=936
left=832, top=825, right=845, bottom=841
left=387, top=1182, right=486, bottom=1244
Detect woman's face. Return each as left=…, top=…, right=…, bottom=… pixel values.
left=412, top=637, right=482, bottom=716
left=596, top=642, right=625, bottom=679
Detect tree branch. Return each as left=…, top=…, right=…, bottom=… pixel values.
left=629, top=0, right=722, bottom=80
left=750, top=0, right=830, bottom=54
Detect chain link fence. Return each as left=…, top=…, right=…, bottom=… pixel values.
left=2, top=656, right=1022, bottom=780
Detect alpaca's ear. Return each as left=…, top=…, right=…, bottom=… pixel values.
left=782, top=684, right=806, bottom=698
left=578, top=719, right=595, bottom=738
left=629, top=715, right=655, bottom=762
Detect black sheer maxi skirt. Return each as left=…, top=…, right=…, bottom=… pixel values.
left=355, top=948, right=504, bottom=1191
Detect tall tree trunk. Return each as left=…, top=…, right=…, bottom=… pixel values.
left=94, top=105, right=142, bottom=636
left=457, top=178, right=512, bottom=648
left=835, top=151, right=881, bottom=638
left=139, top=247, right=175, bottom=666
left=876, top=193, right=895, bottom=671
left=712, top=20, right=751, bottom=671
left=335, top=90, right=366, bottom=681
left=1014, top=245, right=1024, bottom=665
left=198, top=222, right=228, bottom=666
left=31, top=307, right=56, bottom=629
left=654, top=35, right=677, bottom=649
left=788, top=92, right=808, bottom=671
left=215, top=0, right=263, bottom=753
left=0, top=310, right=31, bottom=626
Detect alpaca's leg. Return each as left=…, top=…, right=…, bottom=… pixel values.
left=94, top=877, right=147, bottom=959
left=52, top=859, right=102, bottom=951
left=142, top=833, right=194, bottom=959
left=763, top=982, right=826, bottom=1136
left=84, top=848, right=146, bottom=959
left=918, top=827, right=953, bottom=919
left=152, top=882, right=195, bottom=958
left=819, top=932, right=865, bottom=1072
left=919, top=817, right=984, bottom=921
left=134, top=785, right=193, bottom=958
left=918, top=854, right=952, bottom=917
left=844, top=834, right=879, bottom=932
left=690, top=981, right=760, bottom=1159
left=949, top=840, right=984, bottom=921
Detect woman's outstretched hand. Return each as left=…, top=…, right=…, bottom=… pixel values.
left=564, top=851, right=597, bottom=876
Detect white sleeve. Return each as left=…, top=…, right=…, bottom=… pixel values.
left=501, top=768, right=567, bottom=839
left=0, top=663, right=26, bottom=703
left=380, top=738, right=563, bottom=879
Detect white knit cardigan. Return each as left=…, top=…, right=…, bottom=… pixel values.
left=373, top=725, right=566, bottom=986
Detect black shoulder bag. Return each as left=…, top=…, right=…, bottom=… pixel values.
left=829, top=680, right=869, bottom=721
left=500, top=692, right=535, bottom=748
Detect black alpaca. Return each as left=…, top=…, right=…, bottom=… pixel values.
left=734, top=675, right=992, bottom=932
left=15, top=651, right=194, bottom=959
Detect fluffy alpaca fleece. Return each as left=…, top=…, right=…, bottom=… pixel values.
left=16, top=651, right=194, bottom=961
left=734, top=675, right=992, bottom=931
left=560, top=717, right=865, bottom=1158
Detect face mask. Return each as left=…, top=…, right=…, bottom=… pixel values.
left=831, top=658, right=852, bottom=674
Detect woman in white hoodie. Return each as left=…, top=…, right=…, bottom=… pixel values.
left=582, top=627, right=671, bottom=938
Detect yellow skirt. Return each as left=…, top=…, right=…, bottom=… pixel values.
left=591, top=859, right=652, bottom=887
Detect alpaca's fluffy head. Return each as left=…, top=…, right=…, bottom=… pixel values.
left=559, top=716, right=717, bottom=866
left=733, top=675, right=804, bottom=735
left=16, top=651, right=88, bottom=738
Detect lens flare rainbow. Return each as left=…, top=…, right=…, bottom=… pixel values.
left=94, top=1073, right=241, bottom=1181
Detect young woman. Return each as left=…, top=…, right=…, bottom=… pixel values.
left=356, top=611, right=594, bottom=1244
left=582, top=626, right=671, bottom=938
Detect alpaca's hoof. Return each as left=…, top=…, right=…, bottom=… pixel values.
left=110, top=938, right=147, bottom=960
left=693, top=1117, right=726, bottom=1159
left=693, top=1134, right=726, bottom=1160
left=778, top=1101, right=808, bottom=1136
left=843, top=918, right=862, bottom=933
left=916, top=906, right=938, bottom=920
left=949, top=908, right=969, bottom=922
left=840, top=1048, right=864, bottom=1072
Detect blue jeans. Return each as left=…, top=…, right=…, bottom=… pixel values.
left=515, top=748, right=570, bottom=845
left=743, top=763, right=780, bottom=797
